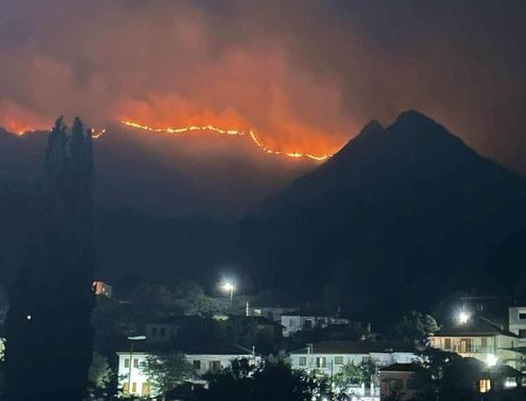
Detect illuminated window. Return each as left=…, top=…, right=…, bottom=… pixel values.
left=133, top=358, right=139, bottom=368
left=299, top=357, right=307, bottom=366
left=444, top=338, right=451, bottom=350
left=124, top=358, right=130, bottom=368
left=131, top=382, right=137, bottom=394
left=142, top=382, right=150, bottom=396
left=459, top=338, right=473, bottom=353
left=479, top=379, right=491, bottom=393
left=122, top=382, right=129, bottom=395
left=335, top=356, right=344, bottom=365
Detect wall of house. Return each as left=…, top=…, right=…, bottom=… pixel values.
left=117, top=352, right=151, bottom=397
left=379, top=371, right=418, bottom=401
left=431, top=335, right=522, bottom=369
left=430, top=335, right=496, bottom=355
left=281, top=315, right=330, bottom=337
left=185, top=354, right=255, bottom=375
left=509, top=307, right=526, bottom=337
left=290, top=352, right=416, bottom=376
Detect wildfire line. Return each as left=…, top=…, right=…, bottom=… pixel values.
left=121, top=120, right=331, bottom=161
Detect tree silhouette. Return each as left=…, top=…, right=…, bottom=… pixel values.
left=6, top=117, right=96, bottom=401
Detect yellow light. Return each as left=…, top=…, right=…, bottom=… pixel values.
left=121, top=120, right=331, bottom=162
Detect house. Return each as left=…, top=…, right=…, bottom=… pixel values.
left=116, top=342, right=255, bottom=398
left=379, top=363, right=427, bottom=401
left=248, top=306, right=297, bottom=323
left=281, top=309, right=349, bottom=338
left=429, top=315, right=524, bottom=370
left=509, top=306, right=526, bottom=338
left=290, top=341, right=417, bottom=398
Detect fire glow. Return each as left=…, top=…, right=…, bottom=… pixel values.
left=121, top=120, right=331, bottom=161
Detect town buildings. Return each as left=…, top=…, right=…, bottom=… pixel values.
left=429, top=313, right=525, bottom=370
left=290, top=340, right=416, bottom=398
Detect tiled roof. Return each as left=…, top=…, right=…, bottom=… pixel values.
left=379, top=363, right=424, bottom=372
left=433, top=316, right=519, bottom=338
left=291, top=341, right=415, bottom=354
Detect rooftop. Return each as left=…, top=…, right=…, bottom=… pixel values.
left=291, top=341, right=415, bottom=354
left=433, top=316, right=519, bottom=338
left=379, top=363, right=424, bottom=373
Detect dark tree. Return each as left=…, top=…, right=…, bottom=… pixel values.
left=6, top=117, right=96, bottom=401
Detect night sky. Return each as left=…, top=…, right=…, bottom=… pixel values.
left=1, top=0, right=525, bottom=182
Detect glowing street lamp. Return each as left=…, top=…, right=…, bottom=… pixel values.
left=486, top=354, right=498, bottom=367
left=221, top=281, right=235, bottom=310
left=457, top=310, right=470, bottom=325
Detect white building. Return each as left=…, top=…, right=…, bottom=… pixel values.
left=429, top=316, right=524, bottom=370
left=508, top=307, right=526, bottom=338
left=116, top=343, right=255, bottom=398
left=290, top=341, right=416, bottom=398
left=281, top=310, right=349, bottom=338
left=248, top=306, right=297, bottom=323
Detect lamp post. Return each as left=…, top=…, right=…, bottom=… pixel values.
left=127, top=335, right=146, bottom=396
left=221, top=281, right=235, bottom=311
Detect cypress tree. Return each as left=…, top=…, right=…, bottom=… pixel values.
left=6, top=117, right=96, bottom=401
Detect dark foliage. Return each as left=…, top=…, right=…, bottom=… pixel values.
left=5, top=118, right=96, bottom=401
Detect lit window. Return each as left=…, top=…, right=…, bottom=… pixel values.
left=122, top=382, right=129, bottom=395
left=335, top=356, right=344, bottom=365
left=316, top=357, right=326, bottom=368
left=131, top=382, right=137, bottom=394
left=444, top=338, right=451, bottom=350
left=480, top=379, right=491, bottom=393
left=299, top=357, right=307, bottom=366
left=142, top=382, right=150, bottom=396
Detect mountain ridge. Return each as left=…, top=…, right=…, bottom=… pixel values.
left=241, top=110, right=526, bottom=321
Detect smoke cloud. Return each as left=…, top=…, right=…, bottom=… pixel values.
left=1, top=0, right=525, bottom=172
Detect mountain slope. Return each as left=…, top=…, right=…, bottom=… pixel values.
left=241, top=111, right=526, bottom=320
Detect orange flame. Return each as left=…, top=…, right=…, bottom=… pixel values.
left=121, top=120, right=331, bottom=161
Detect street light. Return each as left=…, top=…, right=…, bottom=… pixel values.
left=127, top=335, right=146, bottom=396
left=221, top=281, right=235, bottom=311
left=486, top=354, right=498, bottom=367
left=457, top=310, right=470, bottom=325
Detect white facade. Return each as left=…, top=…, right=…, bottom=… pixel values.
left=290, top=343, right=416, bottom=399
left=430, top=333, right=521, bottom=369
left=508, top=307, right=526, bottom=337
left=116, top=351, right=151, bottom=397
left=116, top=350, right=255, bottom=397
left=249, top=306, right=297, bottom=323
left=185, top=353, right=256, bottom=376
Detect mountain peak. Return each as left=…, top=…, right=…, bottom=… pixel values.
left=395, top=109, right=437, bottom=126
